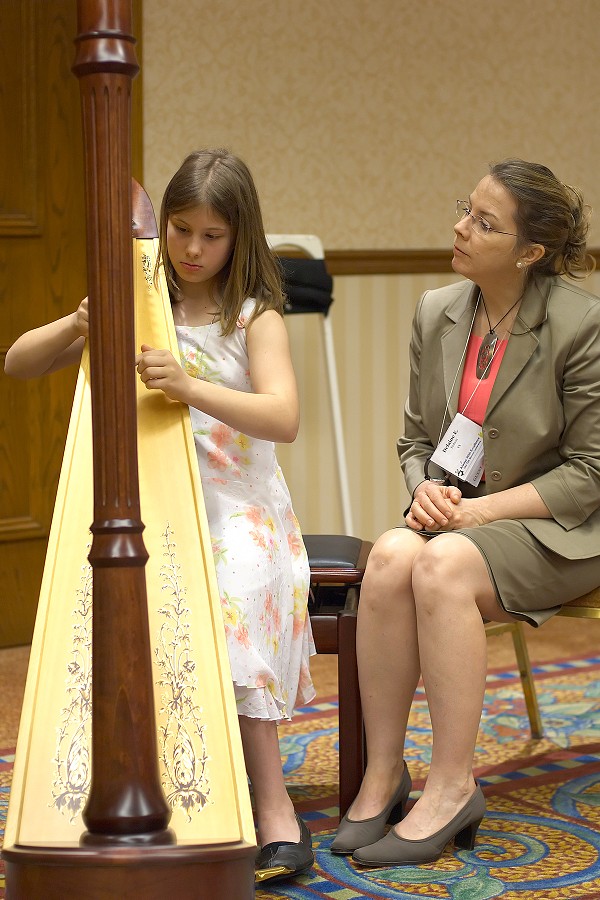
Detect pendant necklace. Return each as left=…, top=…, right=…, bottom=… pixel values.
left=196, top=310, right=220, bottom=377
left=476, top=292, right=522, bottom=379
left=176, top=304, right=220, bottom=377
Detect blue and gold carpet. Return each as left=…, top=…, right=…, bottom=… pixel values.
left=257, top=657, right=600, bottom=900
left=1, top=658, right=599, bottom=898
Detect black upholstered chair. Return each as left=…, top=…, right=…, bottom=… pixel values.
left=303, top=534, right=372, bottom=817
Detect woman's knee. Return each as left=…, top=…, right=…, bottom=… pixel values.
left=412, top=533, right=456, bottom=576
left=365, top=530, right=424, bottom=581
left=411, top=534, right=486, bottom=611
left=359, top=530, right=424, bottom=609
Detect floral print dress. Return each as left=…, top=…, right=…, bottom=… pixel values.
left=176, top=299, right=315, bottom=722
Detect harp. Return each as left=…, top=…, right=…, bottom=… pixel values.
left=2, top=3, right=255, bottom=897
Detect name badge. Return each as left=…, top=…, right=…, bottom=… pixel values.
left=429, top=413, right=484, bottom=487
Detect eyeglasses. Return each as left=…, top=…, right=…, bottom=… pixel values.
left=456, top=200, right=518, bottom=237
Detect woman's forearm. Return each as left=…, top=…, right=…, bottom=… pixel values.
left=472, top=482, right=552, bottom=525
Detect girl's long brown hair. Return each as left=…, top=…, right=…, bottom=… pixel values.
left=156, top=149, right=284, bottom=334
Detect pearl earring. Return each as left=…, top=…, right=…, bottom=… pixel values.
left=517, top=260, right=525, bottom=269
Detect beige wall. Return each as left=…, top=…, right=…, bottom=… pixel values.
left=143, top=0, right=600, bottom=248
left=142, top=1, right=600, bottom=541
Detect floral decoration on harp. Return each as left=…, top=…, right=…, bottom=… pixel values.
left=155, top=523, right=210, bottom=819
left=141, top=251, right=154, bottom=287
left=51, top=554, right=93, bottom=822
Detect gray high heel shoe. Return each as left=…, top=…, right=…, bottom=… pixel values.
left=330, top=763, right=412, bottom=855
left=352, top=784, right=486, bottom=866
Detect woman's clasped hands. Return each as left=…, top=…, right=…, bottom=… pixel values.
left=406, top=481, right=487, bottom=532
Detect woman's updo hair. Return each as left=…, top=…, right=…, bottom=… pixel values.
left=489, top=158, right=594, bottom=280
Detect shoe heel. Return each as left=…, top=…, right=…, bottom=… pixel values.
left=454, top=817, right=482, bottom=851
left=387, top=799, right=406, bottom=826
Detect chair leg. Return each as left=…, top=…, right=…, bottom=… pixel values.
left=510, top=621, right=544, bottom=740
left=485, top=621, right=543, bottom=740
left=336, top=609, right=364, bottom=817
left=321, top=315, right=354, bottom=535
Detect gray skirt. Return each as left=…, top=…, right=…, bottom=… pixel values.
left=401, top=519, right=600, bottom=627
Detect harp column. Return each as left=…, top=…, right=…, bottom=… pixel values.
left=72, top=1, right=172, bottom=841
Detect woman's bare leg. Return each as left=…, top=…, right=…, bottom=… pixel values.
left=394, top=532, right=516, bottom=839
left=238, top=715, right=298, bottom=847
left=349, top=528, right=426, bottom=820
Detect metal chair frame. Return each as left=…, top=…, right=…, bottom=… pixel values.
left=267, top=234, right=354, bottom=535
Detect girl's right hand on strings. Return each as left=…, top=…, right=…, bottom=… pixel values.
left=406, top=481, right=462, bottom=531
left=136, top=344, right=190, bottom=403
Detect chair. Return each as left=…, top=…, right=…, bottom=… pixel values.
left=267, top=234, right=354, bottom=535
left=314, top=579, right=598, bottom=820
left=303, top=534, right=372, bottom=817
left=482, top=587, right=600, bottom=740
left=484, top=587, right=600, bottom=742
left=557, top=586, right=600, bottom=619
left=484, top=621, right=543, bottom=739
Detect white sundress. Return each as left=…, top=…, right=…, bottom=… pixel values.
left=176, top=298, right=315, bottom=722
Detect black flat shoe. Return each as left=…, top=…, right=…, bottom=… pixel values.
left=255, top=814, right=315, bottom=884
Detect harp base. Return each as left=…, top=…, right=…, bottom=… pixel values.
left=3, top=840, right=256, bottom=899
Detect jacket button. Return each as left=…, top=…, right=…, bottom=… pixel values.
left=490, top=471, right=502, bottom=481
left=488, top=428, right=499, bottom=439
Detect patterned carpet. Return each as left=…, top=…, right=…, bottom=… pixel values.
left=257, top=657, right=600, bottom=900
left=1, top=657, right=600, bottom=898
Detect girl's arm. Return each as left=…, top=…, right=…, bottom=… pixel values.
left=4, top=298, right=88, bottom=379
left=136, top=309, right=300, bottom=443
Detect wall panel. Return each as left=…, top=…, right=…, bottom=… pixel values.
left=143, top=0, right=600, bottom=249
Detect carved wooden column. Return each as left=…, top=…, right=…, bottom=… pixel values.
left=72, top=0, right=172, bottom=845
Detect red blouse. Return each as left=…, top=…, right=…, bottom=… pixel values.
left=458, top=334, right=508, bottom=426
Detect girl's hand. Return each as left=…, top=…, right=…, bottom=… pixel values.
left=136, top=344, right=190, bottom=402
left=74, top=296, right=89, bottom=337
left=406, top=481, right=462, bottom=531
left=4, top=299, right=88, bottom=379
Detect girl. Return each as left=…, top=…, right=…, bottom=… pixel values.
left=5, top=148, right=316, bottom=884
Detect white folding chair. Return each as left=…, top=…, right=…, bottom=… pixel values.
left=267, top=234, right=354, bottom=535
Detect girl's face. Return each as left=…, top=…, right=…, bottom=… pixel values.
left=166, top=204, right=235, bottom=299
left=452, top=175, right=521, bottom=286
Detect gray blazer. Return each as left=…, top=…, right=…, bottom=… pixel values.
left=397, top=275, right=600, bottom=560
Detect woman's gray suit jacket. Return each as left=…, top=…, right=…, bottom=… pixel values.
left=397, top=275, right=600, bottom=560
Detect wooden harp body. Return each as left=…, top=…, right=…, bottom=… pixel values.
left=3, top=192, right=256, bottom=894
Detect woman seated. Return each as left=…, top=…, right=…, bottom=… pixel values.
left=332, top=158, right=600, bottom=866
